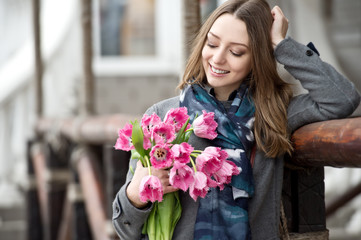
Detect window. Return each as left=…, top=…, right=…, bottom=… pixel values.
left=93, top=0, right=182, bottom=76
left=98, top=0, right=155, bottom=56
left=201, top=0, right=218, bottom=23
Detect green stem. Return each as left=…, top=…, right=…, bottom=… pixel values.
left=140, top=157, right=146, bottom=167
left=190, top=157, right=197, bottom=173
left=145, top=156, right=152, bottom=175
left=192, top=150, right=203, bottom=153
left=185, top=128, right=193, bottom=133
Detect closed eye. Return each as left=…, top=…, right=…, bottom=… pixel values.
left=231, top=51, right=244, bottom=57
left=207, top=43, right=217, bottom=48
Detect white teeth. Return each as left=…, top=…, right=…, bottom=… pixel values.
left=211, top=65, right=228, bottom=74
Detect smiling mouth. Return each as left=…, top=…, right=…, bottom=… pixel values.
left=210, top=64, right=230, bottom=74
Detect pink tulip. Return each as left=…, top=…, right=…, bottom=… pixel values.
left=143, top=136, right=152, bottom=150
left=139, top=175, right=163, bottom=203
left=164, top=107, right=190, bottom=132
left=141, top=113, right=162, bottom=138
left=150, top=143, right=174, bottom=169
left=192, top=110, right=218, bottom=140
left=196, top=147, right=228, bottom=175
left=189, top=171, right=209, bottom=201
left=114, top=123, right=134, bottom=151
left=171, top=142, right=194, bottom=164
left=212, top=160, right=240, bottom=190
left=151, top=122, right=176, bottom=144
left=169, top=162, right=194, bottom=192
left=205, top=175, right=219, bottom=189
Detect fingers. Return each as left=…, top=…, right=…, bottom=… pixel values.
left=126, top=161, right=149, bottom=208
left=127, top=161, right=178, bottom=207
left=151, top=167, right=168, bottom=179
left=151, top=167, right=179, bottom=194
left=164, top=185, right=179, bottom=194
left=271, top=6, right=289, bottom=27
left=133, top=160, right=148, bottom=181
left=136, top=159, right=143, bottom=168
left=271, top=6, right=287, bottom=21
left=270, top=6, right=289, bottom=48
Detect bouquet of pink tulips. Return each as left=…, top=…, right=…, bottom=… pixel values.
left=114, top=107, right=240, bottom=240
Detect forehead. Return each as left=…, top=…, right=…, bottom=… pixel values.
left=209, top=13, right=249, bottom=46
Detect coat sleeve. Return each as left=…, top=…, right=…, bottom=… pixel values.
left=112, top=105, right=159, bottom=240
left=112, top=180, right=152, bottom=240
left=274, top=37, right=360, bottom=132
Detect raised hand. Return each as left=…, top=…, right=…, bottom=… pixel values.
left=270, top=6, right=289, bottom=48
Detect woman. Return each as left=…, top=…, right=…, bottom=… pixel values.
left=112, top=0, right=360, bottom=239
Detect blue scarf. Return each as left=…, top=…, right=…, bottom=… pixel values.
left=180, top=83, right=255, bottom=240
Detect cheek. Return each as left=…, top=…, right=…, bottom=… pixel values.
left=201, top=46, right=211, bottom=62
left=201, top=48, right=209, bottom=69
left=202, top=48, right=207, bottom=61
left=233, top=58, right=251, bottom=74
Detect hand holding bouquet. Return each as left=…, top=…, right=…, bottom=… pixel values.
left=114, top=107, right=240, bottom=240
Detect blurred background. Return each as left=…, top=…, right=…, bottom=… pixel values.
left=0, top=0, right=360, bottom=239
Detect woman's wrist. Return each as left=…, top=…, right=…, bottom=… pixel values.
left=126, top=182, right=148, bottom=209
left=272, top=37, right=285, bottom=49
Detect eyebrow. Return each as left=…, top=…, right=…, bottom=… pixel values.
left=208, top=31, right=249, bottom=49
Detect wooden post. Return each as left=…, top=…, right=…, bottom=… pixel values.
left=282, top=165, right=328, bottom=239
left=26, top=141, right=43, bottom=240
left=31, top=142, right=69, bottom=240
left=31, top=0, right=43, bottom=118
left=56, top=195, right=72, bottom=240
left=46, top=143, right=70, bottom=240
left=103, top=145, right=130, bottom=217
left=81, top=0, right=95, bottom=116
left=73, top=146, right=109, bottom=240
left=182, top=0, right=201, bottom=60
left=103, top=145, right=130, bottom=239
left=70, top=168, right=93, bottom=240
left=31, top=143, right=50, bottom=240
left=323, top=0, right=332, bottom=19
left=295, top=167, right=326, bottom=233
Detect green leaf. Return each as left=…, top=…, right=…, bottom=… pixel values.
left=170, top=192, right=182, bottom=237
left=158, top=194, right=174, bottom=240
left=130, top=149, right=147, bottom=167
left=143, top=192, right=182, bottom=240
left=142, top=202, right=158, bottom=239
left=184, top=130, right=193, bottom=142
left=131, top=120, right=145, bottom=157
left=172, top=118, right=190, bottom=144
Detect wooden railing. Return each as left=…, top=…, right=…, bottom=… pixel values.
left=26, top=115, right=361, bottom=240
left=291, top=117, right=361, bottom=168
left=282, top=116, right=361, bottom=239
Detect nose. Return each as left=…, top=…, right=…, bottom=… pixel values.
left=212, top=48, right=226, bottom=65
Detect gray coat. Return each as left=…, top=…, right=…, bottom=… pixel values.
left=112, top=37, right=360, bottom=240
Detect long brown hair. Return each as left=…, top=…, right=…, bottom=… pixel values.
left=179, top=0, right=293, bottom=158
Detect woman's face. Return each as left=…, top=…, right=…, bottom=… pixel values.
left=202, top=13, right=252, bottom=101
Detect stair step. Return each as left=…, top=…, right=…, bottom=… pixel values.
left=0, top=205, right=26, bottom=240
left=0, top=206, right=26, bottom=221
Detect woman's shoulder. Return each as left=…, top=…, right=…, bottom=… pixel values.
left=155, top=96, right=180, bottom=108
left=145, top=96, right=180, bottom=118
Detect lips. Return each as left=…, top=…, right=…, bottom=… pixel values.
left=209, top=64, right=230, bottom=75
